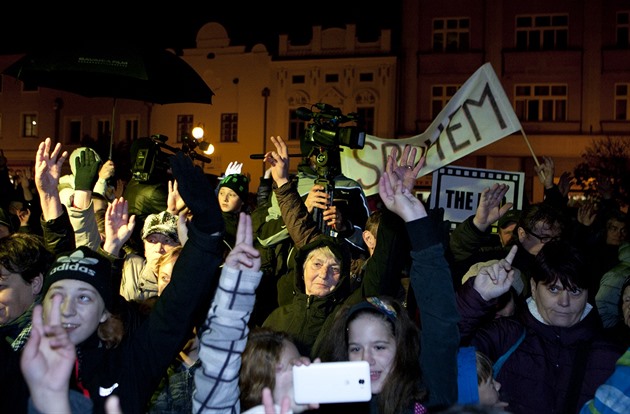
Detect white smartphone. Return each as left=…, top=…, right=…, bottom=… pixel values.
left=292, top=361, right=372, bottom=404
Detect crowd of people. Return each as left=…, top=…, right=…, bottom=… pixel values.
left=0, top=135, right=629, bottom=414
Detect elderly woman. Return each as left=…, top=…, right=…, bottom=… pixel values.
left=261, top=136, right=417, bottom=358
left=457, top=239, right=625, bottom=414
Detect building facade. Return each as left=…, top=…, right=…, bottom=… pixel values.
left=1, top=0, right=629, bottom=202
left=401, top=0, right=630, bottom=200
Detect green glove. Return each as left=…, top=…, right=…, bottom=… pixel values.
left=74, top=149, right=100, bottom=191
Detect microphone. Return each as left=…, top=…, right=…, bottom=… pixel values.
left=250, top=153, right=304, bottom=160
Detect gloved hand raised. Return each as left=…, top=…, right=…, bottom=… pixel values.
left=74, top=149, right=100, bottom=191
left=170, top=151, right=223, bottom=235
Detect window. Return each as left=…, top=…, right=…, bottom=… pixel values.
left=359, top=73, right=374, bottom=82
left=615, top=83, right=630, bottom=120
left=125, top=119, right=139, bottom=141
left=22, top=81, right=39, bottom=92
left=97, top=119, right=111, bottom=140
left=356, top=107, right=375, bottom=135
left=325, top=74, right=339, bottom=83
left=177, top=114, right=193, bottom=142
left=289, top=109, right=308, bottom=141
left=69, top=120, right=82, bottom=144
left=431, top=85, right=460, bottom=119
left=220, top=113, right=238, bottom=142
left=515, top=84, right=567, bottom=121
left=432, top=17, right=470, bottom=52
left=617, top=11, right=630, bottom=48
left=22, top=113, right=38, bottom=137
left=515, top=14, right=568, bottom=50
left=292, top=75, right=306, bottom=84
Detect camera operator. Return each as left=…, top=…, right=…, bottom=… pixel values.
left=123, top=136, right=180, bottom=254
left=256, top=105, right=370, bottom=309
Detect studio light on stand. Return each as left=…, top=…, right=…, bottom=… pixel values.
left=192, top=125, right=215, bottom=154
left=192, top=124, right=214, bottom=155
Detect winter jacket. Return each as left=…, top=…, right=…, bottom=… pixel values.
left=449, top=215, right=536, bottom=296
left=119, top=253, right=158, bottom=302
left=408, top=217, right=460, bottom=408
left=79, top=222, right=222, bottom=414
left=67, top=199, right=101, bottom=251
left=262, top=181, right=406, bottom=358
left=2, top=218, right=223, bottom=414
left=596, top=242, right=630, bottom=328
left=457, top=279, right=624, bottom=414
left=193, top=265, right=263, bottom=413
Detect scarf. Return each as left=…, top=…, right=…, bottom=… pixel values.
left=1, top=302, right=36, bottom=351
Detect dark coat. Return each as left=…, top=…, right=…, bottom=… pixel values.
left=449, top=215, right=536, bottom=296
left=1, top=212, right=222, bottom=414
left=262, top=181, right=407, bottom=358
left=457, top=279, right=624, bottom=414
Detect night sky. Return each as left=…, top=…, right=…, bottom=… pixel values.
left=0, top=2, right=401, bottom=55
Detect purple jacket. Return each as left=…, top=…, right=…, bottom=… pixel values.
left=457, top=278, right=624, bottom=414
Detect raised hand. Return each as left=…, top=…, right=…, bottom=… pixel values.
left=102, top=197, right=136, bottom=256
left=21, top=294, right=76, bottom=414
left=35, top=137, right=68, bottom=196
left=264, top=136, right=290, bottom=187
left=167, top=179, right=187, bottom=216
left=223, top=212, right=261, bottom=271
left=557, top=171, right=574, bottom=198
left=16, top=168, right=31, bottom=190
left=224, top=160, right=243, bottom=176
left=472, top=183, right=513, bottom=232
left=577, top=199, right=597, bottom=227
left=473, top=245, right=517, bottom=301
left=386, top=145, right=425, bottom=192
left=99, top=159, right=116, bottom=181
left=114, top=179, right=126, bottom=199
left=379, top=170, right=427, bottom=223
left=534, top=156, right=555, bottom=189
left=17, top=207, right=31, bottom=226
left=74, top=148, right=100, bottom=191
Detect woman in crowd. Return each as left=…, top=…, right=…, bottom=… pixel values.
left=261, top=136, right=416, bottom=358
left=316, top=158, right=460, bottom=413
left=457, top=239, right=625, bottom=413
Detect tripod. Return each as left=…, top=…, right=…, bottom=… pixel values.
left=311, top=147, right=341, bottom=236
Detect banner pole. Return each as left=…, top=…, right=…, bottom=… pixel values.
left=520, top=127, right=545, bottom=181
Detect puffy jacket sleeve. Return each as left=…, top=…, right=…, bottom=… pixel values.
left=193, top=265, right=263, bottom=413
left=407, top=216, right=460, bottom=408
left=355, top=208, right=410, bottom=298
left=274, top=181, right=321, bottom=248
left=41, top=205, right=76, bottom=255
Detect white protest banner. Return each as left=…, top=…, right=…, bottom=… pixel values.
left=429, top=165, right=525, bottom=229
left=340, top=62, right=522, bottom=196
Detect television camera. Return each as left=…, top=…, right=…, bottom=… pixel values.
left=296, top=103, right=366, bottom=235
left=131, top=133, right=213, bottom=183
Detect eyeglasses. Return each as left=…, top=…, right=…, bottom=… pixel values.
left=523, top=227, right=558, bottom=244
